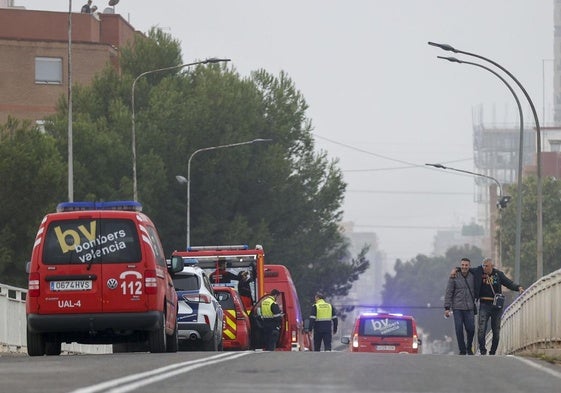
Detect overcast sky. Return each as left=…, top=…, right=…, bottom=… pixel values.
left=15, top=1, right=555, bottom=263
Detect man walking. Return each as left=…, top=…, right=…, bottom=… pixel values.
left=309, top=292, right=338, bottom=351
left=473, top=258, right=524, bottom=355
left=444, top=257, right=476, bottom=355
left=451, top=257, right=524, bottom=355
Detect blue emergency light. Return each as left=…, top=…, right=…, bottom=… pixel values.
left=182, top=258, right=199, bottom=266
left=56, top=201, right=142, bottom=212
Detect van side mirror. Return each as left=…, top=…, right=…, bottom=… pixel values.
left=26, top=261, right=31, bottom=274
left=341, top=336, right=350, bottom=345
left=168, top=256, right=184, bottom=274
left=303, top=318, right=311, bottom=332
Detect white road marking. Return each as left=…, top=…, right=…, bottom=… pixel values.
left=68, top=352, right=251, bottom=393
left=510, top=355, right=561, bottom=380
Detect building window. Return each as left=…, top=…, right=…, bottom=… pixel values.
left=35, top=57, right=63, bottom=84
left=550, top=140, right=561, bottom=152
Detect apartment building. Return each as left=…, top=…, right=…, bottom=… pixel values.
left=0, top=6, right=138, bottom=124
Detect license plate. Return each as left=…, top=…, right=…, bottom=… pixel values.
left=50, top=280, right=92, bottom=291
left=376, top=345, right=395, bottom=351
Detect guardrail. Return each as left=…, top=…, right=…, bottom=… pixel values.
left=0, top=283, right=27, bottom=352
left=0, top=282, right=110, bottom=354
left=490, top=268, right=561, bottom=355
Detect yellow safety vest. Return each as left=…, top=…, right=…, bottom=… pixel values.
left=261, top=295, right=276, bottom=318
left=314, top=299, right=333, bottom=321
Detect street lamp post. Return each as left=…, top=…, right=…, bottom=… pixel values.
left=176, top=138, right=272, bottom=248
left=67, top=0, right=73, bottom=202
left=131, top=57, right=231, bottom=201
left=425, top=163, right=510, bottom=208
left=434, top=55, right=525, bottom=284
left=429, top=41, right=543, bottom=282
left=426, top=163, right=510, bottom=265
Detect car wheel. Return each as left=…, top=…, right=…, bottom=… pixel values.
left=27, top=329, right=46, bottom=357
left=45, top=340, right=61, bottom=356
left=148, top=312, right=167, bottom=353
left=203, top=324, right=220, bottom=351
left=166, top=314, right=178, bottom=353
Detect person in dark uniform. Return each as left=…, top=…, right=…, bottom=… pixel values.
left=309, top=292, right=338, bottom=351
left=209, top=260, right=238, bottom=284
left=237, top=270, right=254, bottom=311
left=259, top=289, right=283, bottom=351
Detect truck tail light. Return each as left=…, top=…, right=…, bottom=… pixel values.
left=352, top=333, right=359, bottom=348
left=145, top=270, right=157, bottom=295
left=412, top=334, right=419, bottom=349
left=28, top=272, right=40, bottom=297
left=291, top=330, right=297, bottom=343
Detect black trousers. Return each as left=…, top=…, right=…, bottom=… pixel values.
left=262, top=320, right=280, bottom=351
left=313, top=329, right=332, bottom=351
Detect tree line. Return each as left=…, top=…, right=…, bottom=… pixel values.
left=0, top=28, right=368, bottom=311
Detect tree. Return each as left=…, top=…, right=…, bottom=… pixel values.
left=0, top=117, right=65, bottom=286
left=498, top=176, right=561, bottom=285
left=381, top=245, right=483, bottom=341
left=3, top=28, right=367, bottom=311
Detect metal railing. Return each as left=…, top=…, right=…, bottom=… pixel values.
left=488, top=268, right=561, bottom=354
left=0, top=282, right=110, bottom=354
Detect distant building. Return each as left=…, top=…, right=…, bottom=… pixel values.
left=432, top=223, right=485, bottom=258
left=0, top=6, right=139, bottom=124
left=340, top=221, right=388, bottom=306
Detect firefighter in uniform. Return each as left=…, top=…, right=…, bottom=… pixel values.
left=260, top=289, right=283, bottom=351
left=309, top=292, right=338, bottom=351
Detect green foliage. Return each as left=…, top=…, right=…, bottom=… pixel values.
left=0, top=28, right=367, bottom=309
left=381, top=245, right=484, bottom=341
left=498, top=176, right=561, bottom=285
left=0, top=117, right=65, bottom=285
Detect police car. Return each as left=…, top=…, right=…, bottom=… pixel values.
left=171, top=258, right=224, bottom=351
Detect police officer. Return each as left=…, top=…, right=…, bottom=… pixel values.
left=260, top=289, right=283, bottom=351
left=309, top=292, right=338, bottom=351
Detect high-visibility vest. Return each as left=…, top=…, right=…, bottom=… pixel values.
left=314, top=299, right=333, bottom=321
left=260, top=296, right=277, bottom=318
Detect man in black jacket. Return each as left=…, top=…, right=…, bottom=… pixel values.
left=454, top=258, right=524, bottom=355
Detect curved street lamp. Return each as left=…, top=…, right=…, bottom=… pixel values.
left=426, top=163, right=510, bottom=265
left=425, top=163, right=511, bottom=209
left=177, top=138, right=273, bottom=248
left=429, top=41, right=543, bottom=282
left=131, top=57, right=231, bottom=201
left=434, top=55, right=524, bottom=284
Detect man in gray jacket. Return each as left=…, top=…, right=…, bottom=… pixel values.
left=444, top=257, right=476, bottom=355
